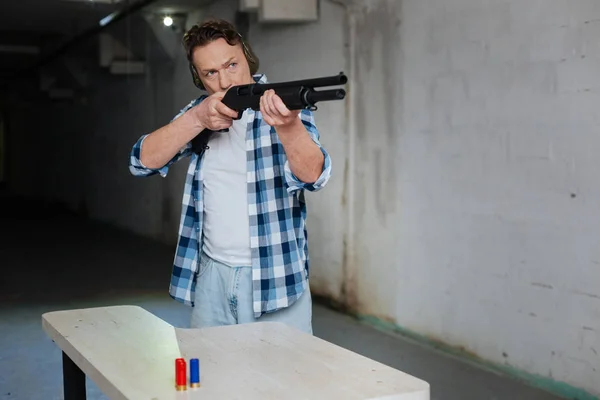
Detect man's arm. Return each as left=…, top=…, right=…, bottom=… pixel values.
left=139, top=107, right=204, bottom=169
left=275, top=117, right=324, bottom=183
left=260, top=89, right=331, bottom=191
left=129, top=93, right=238, bottom=177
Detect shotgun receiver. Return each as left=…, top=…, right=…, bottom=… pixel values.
left=191, top=72, right=347, bottom=153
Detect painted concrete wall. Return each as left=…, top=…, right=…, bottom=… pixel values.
left=351, top=0, right=599, bottom=397
left=6, top=0, right=599, bottom=397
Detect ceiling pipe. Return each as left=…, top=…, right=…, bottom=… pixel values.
left=14, top=0, right=160, bottom=79
left=0, top=44, right=40, bottom=55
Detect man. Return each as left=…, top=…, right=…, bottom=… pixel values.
left=128, top=18, right=331, bottom=335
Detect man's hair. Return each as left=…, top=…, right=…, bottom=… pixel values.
left=182, top=18, right=260, bottom=90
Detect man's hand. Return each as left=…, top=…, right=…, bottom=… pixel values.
left=260, top=89, right=301, bottom=129
left=192, top=91, right=239, bottom=131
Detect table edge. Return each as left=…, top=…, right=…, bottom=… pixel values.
left=40, top=305, right=431, bottom=397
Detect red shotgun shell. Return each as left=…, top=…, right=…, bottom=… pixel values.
left=175, top=358, right=187, bottom=390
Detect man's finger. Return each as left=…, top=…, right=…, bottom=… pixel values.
left=212, top=91, right=226, bottom=100
left=215, top=115, right=233, bottom=125
left=262, top=93, right=274, bottom=117
left=259, top=94, right=266, bottom=116
left=266, top=91, right=277, bottom=116
left=268, top=91, right=289, bottom=118
left=273, top=95, right=290, bottom=116
left=218, top=122, right=232, bottom=130
left=215, top=101, right=239, bottom=119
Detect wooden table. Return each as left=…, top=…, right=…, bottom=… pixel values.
left=42, top=305, right=430, bottom=400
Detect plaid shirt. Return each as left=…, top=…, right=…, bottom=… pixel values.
left=129, top=74, right=331, bottom=317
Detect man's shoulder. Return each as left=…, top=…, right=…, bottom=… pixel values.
left=181, top=95, right=208, bottom=112
left=254, top=73, right=267, bottom=84
left=173, top=95, right=208, bottom=121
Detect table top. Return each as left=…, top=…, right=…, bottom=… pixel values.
left=42, top=305, right=430, bottom=400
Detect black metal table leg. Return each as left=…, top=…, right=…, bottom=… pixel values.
left=62, top=351, right=86, bottom=400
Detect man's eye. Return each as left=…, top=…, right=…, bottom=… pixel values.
left=229, top=63, right=237, bottom=68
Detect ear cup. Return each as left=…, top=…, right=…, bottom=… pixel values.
left=238, top=34, right=254, bottom=64
left=189, top=62, right=204, bottom=89
left=238, top=33, right=259, bottom=74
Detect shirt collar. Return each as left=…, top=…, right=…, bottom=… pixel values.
left=253, top=73, right=268, bottom=84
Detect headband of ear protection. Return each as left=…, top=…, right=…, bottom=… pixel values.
left=188, top=32, right=259, bottom=90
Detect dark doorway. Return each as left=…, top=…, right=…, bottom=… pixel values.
left=0, top=110, right=6, bottom=189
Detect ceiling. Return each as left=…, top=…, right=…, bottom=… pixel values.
left=0, top=0, right=205, bottom=34
left=0, top=0, right=214, bottom=87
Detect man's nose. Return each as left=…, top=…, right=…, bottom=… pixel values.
left=219, top=73, right=231, bottom=90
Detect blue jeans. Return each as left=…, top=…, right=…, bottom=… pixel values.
left=190, top=251, right=313, bottom=335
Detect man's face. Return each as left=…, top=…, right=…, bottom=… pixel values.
left=192, top=38, right=254, bottom=95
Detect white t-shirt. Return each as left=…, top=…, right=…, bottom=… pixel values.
left=201, top=112, right=252, bottom=266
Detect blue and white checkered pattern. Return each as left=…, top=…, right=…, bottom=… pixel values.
left=129, top=74, right=331, bottom=318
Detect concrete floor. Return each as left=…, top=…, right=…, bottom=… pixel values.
left=0, top=195, right=564, bottom=400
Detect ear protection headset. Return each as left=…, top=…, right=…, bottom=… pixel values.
left=188, top=32, right=259, bottom=91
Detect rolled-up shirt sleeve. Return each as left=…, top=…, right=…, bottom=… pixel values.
left=128, top=98, right=201, bottom=178
left=284, top=109, right=332, bottom=193
left=129, top=134, right=190, bottom=178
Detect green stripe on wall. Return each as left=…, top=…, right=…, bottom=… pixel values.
left=357, top=314, right=599, bottom=400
